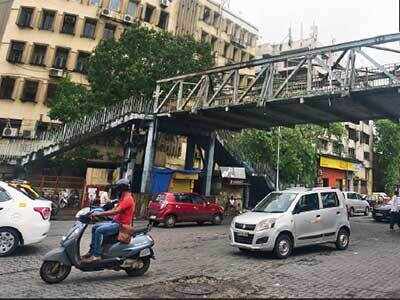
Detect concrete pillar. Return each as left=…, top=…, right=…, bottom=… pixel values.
left=140, top=119, right=157, bottom=194
left=184, top=136, right=196, bottom=170
left=123, top=124, right=137, bottom=184
left=205, top=132, right=216, bottom=197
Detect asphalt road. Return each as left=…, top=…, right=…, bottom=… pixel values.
left=1, top=215, right=400, bottom=298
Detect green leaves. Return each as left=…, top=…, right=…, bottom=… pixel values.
left=49, top=24, right=213, bottom=123
left=374, top=120, right=400, bottom=195
left=233, top=124, right=345, bottom=187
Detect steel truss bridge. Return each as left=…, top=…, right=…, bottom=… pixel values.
left=2, top=33, right=400, bottom=190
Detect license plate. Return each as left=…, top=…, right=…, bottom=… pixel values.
left=149, top=215, right=157, bottom=220
left=375, top=213, right=383, bottom=216
left=140, top=248, right=151, bottom=257
left=237, top=231, right=249, bottom=237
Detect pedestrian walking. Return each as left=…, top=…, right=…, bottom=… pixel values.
left=390, top=189, right=400, bottom=231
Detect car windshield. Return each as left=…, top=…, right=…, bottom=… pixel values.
left=253, top=192, right=298, bottom=213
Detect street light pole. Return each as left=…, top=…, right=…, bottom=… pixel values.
left=276, top=126, right=281, bottom=191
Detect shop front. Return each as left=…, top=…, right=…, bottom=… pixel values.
left=319, top=156, right=358, bottom=191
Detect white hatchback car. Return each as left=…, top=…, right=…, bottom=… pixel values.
left=0, top=181, right=52, bottom=256
left=230, top=187, right=350, bottom=259
left=343, top=192, right=370, bottom=216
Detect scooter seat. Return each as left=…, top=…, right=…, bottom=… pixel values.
left=132, top=227, right=148, bottom=236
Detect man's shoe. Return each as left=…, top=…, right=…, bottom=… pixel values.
left=82, top=256, right=101, bottom=263
left=81, top=252, right=92, bottom=260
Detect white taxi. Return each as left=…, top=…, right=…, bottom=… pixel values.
left=0, top=181, right=52, bottom=256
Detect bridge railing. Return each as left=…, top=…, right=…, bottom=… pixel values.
left=154, top=33, right=400, bottom=115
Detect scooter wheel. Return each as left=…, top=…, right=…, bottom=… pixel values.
left=125, top=257, right=150, bottom=277
left=40, top=261, right=71, bottom=284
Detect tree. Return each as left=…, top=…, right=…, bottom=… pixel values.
left=374, top=120, right=400, bottom=194
left=232, top=124, right=345, bottom=188
left=49, top=24, right=213, bottom=122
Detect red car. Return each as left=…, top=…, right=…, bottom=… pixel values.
left=147, top=192, right=224, bottom=228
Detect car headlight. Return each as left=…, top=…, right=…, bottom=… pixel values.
left=255, top=219, right=276, bottom=232
left=230, top=218, right=236, bottom=228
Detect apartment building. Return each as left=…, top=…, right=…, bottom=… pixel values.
left=257, top=28, right=374, bottom=194
left=0, top=0, right=259, bottom=178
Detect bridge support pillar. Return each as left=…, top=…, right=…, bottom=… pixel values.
left=141, top=119, right=158, bottom=194
left=204, top=132, right=216, bottom=197
left=122, top=124, right=138, bottom=188
left=184, top=136, right=196, bottom=170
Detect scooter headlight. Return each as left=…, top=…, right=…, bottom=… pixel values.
left=255, top=219, right=276, bottom=232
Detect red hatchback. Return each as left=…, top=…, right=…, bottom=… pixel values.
left=147, top=192, right=224, bottom=228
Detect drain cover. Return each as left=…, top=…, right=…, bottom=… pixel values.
left=175, top=283, right=216, bottom=295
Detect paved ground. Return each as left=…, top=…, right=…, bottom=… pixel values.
left=1, top=215, right=400, bottom=298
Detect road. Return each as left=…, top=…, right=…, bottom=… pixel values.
left=1, top=216, right=400, bottom=298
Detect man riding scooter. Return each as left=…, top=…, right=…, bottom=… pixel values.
left=82, top=178, right=135, bottom=262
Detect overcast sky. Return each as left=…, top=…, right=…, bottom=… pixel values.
left=227, top=0, right=399, bottom=45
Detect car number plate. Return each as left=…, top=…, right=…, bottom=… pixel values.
left=149, top=215, right=157, bottom=220
left=140, top=248, right=151, bottom=257
left=375, top=213, right=383, bottom=216
left=237, top=231, right=249, bottom=237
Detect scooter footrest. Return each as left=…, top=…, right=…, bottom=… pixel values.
left=79, top=258, right=122, bottom=271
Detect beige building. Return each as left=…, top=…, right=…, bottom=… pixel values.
left=0, top=0, right=258, bottom=178
left=257, top=28, right=374, bottom=194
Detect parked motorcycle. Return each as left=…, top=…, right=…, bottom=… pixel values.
left=39, top=204, right=155, bottom=284
left=58, top=189, right=80, bottom=209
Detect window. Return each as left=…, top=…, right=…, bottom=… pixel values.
left=203, top=7, right=211, bottom=24
left=175, top=194, right=192, bottom=203
left=211, top=36, right=218, bottom=52
left=295, top=193, right=320, bottom=212
left=40, top=10, right=55, bottom=31
left=7, top=41, right=25, bottom=63
left=321, top=192, right=339, bottom=208
left=348, top=128, right=357, bottom=141
left=364, top=151, right=370, bottom=161
left=103, top=23, right=116, bottom=40
left=22, top=80, right=39, bottom=102
left=89, top=0, right=102, bottom=6
left=361, top=133, right=370, bottom=145
left=223, top=43, right=230, bottom=58
left=191, top=195, right=204, bottom=205
left=17, top=7, right=34, bottom=27
left=158, top=10, right=169, bottom=30
left=213, top=12, right=221, bottom=27
left=253, top=192, right=298, bottom=213
left=82, top=18, right=97, bottom=39
left=0, top=77, right=16, bottom=99
left=30, top=44, right=47, bottom=66
left=127, top=0, right=138, bottom=16
left=347, top=193, right=357, bottom=200
left=143, top=4, right=155, bottom=23
left=53, top=47, right=69, bottom=69
left=61, top=14, right=77, bottom=35
left=0, top=187, right=11, bottom=202
left=46, top=82, right=57, bottom=104
left=75, top=52, right=90, bottom=74
left=318, top=139, right=329, bottom=151
left=348, top=148, right=355, bottom=158
left=109, top=0, right=121, bottom=11
left=333, top=142, right=343, bottom=155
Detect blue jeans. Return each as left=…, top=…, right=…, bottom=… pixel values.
left=89, top=221, right=120, bottom=257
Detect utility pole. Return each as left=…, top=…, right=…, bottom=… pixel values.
left=276, top=127, right=281, bottom=191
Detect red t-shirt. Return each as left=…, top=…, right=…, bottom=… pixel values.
left=113, top=192, right=135, bottom=225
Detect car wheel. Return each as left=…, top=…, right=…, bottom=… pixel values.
left=0, top=228, right=19, bottom=257
left=125, top=257, right=151, bottom=277
left=364, top=207, right=369, bottom=216
left=40, top=261, right=71, bottom=284
left=273, top=234, right=293, bottom=259
left=335, top=228, right=350, bottom=250
left=164, top=215, right=176, bottom=228
left=212, top=214, right=223, bottom=225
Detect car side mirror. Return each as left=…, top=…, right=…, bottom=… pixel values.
left=292, top=207, right=300, bottom=215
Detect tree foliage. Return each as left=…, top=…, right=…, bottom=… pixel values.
left=233, top=124, right=345, bottom=188
left=374, top=120, right=400, bottom=195
left=49, top=24, right=213, bottom=122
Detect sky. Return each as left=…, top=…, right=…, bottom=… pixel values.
left=226, top=0, right=399, bottom=46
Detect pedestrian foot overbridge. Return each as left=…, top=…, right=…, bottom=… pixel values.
left=4, top=33, right=400, bottom=166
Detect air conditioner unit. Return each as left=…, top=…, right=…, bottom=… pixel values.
left=160, top=0, right=169, bottom=7
left=2, top=127, right=18, bottom=138
left=49, top=68, right=65, bottom=78
left=101, top=8, right=111, bottom=17
left=123, top=14, right=134, bottom=24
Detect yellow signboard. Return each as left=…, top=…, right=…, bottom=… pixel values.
left=320, top=156, right=356, bottom=172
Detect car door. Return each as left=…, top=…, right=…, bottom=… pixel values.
left=0, top=186, right=15, bottom=227
left=191, top=194, right=208, bottom=221
left=346, top=192, right=357, bottom=211
left=355, top=193, right=366, bottom=211
left=174, top=194, right=195, bottom=222
left=293, top=193, right=324, bottom=246
left=319, top=191, right=341, bottom=242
